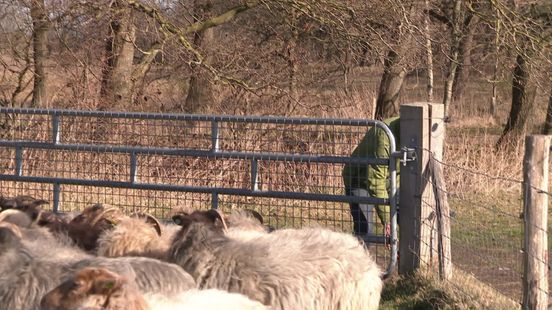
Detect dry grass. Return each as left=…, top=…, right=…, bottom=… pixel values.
left=381, top=269, right=519, bottom=310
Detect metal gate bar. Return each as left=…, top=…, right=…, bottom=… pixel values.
left=0, top=108, right=399, bottom=276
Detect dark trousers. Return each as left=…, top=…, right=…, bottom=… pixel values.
left=345, top=187, right=375, bottom=236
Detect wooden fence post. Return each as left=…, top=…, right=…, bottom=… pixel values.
left=522, top=135, right=550, bottom=310
left=399, top=103, right=430, bottom=274
left=428, top=103, right=452, bottom=280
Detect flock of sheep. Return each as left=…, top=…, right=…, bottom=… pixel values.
left=0, top=194, right=383, bottom=309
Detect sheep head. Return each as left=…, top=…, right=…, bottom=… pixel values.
left=68, top=204, right=123, bottom=251
left=40, top=267, right=148, bottom=310
left=70, top=204, right=122, bottom=227
left=0, top=195, right=49, bottom=211
left=172, top=209, right=228, bottom=233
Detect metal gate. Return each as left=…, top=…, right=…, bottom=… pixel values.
left=0, top=108, right=399, bottom=275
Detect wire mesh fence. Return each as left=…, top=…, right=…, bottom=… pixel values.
left=419, top=149, right=551, bottom=308
left=0, top=108, right=399, bottom=274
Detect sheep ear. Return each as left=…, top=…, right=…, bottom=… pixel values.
left=76, top=268, right=124, bottom=296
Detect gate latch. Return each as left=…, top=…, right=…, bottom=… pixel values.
left=399, top=147, right=416, bottom=166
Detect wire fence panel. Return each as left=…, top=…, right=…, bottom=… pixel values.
left=0, top=108, right=398, bottom=275
left=424, top=150, right=531, bottom=307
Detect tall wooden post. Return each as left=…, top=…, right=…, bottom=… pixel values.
left=522, top=135, right=550, bottom=310
left=428, top=103, right=451, bottom=280
left=399, top=103, right=430, bottom=274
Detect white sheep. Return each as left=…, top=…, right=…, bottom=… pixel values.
left=97, top=209, right=269, bottom=259
left=223, top=209, right=271, bottom=241
left=169, top=209, right=383, bottom=310
left=41, top=267, right=268, bottom=310
left=96, top=212, right=180, bottom=260
left=0, top=209, right=75, bottom=247
left=0, top=222, right=196, bottom=310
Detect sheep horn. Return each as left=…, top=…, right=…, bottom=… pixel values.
left=89, top=205, right=121, bottom=227
left=130, top=212, right=162, bottom=236
left=31, top=209, right=44, bottom=226
left=0, top=209, right=15, bottom=223
left=243, top=209, right=264, bottom=224
left=205, top=209, right=228, bottom=232
left=0, top=209, right=33, bottom=228
left=0, top=222, right=23, bottom=239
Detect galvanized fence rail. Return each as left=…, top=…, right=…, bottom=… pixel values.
left=0, top=108, right=400, bottom=275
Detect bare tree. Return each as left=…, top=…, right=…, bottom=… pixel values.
left=29, top=0, right=50, bottom=107
left=283, top=8, right=299, bottom=112
left=489, top=4, right=502, bottom=119
left=183, top=0, right=215, bottom=114
left=543, top=90, right=552, bottom=135
left=452, top=12, right=478, bottom=103
left=374, top=49, right=406, bottom=119
left=491, top=1, right=551, bottom=148
left=100, top=0, right=136, bottom=109
left=442, top=0, right=462, bottom=114
left=496, top=54, right=536, bottom=147
left=423, top=0, right=434, bottom=102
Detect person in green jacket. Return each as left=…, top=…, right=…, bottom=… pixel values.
left=342, top=116, right=400, bottom=239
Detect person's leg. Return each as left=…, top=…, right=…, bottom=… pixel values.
left=350, top=188, right=377, bottom=238
left=358, top=202, right=376, bottom=237
left=346, top=187, right=368, bottom=236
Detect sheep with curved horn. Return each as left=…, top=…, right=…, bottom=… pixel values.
left=64, top=204, right=124, bottom=251
left=0, top=209, right=73, bottom=247
left=2, top=203, right=121, bottom=252
left=169, top=209, right=383, bottom=310
left=98, top=208, right=271, bottom=260
left=223, top=209, right=273, bottom=241
left=96, top=212, right=180, bottom=260
left=0, top=195, right=49, bottom=211
left=0, top=209, right=34, bottom=227
left=41, top=267, right=267, bottom=310
left=0, top=223, right=196, bottom=310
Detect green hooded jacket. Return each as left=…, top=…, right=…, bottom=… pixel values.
left=342, top=116, right=400, bottom=224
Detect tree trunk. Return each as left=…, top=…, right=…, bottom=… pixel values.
left=452, top=15, right=477, bottom=103
left=443, top=0, right=463, bottom=114
left=496, top=54, right=536, bottom=148
left=424, top=0, right=434, bottom=102
left=100, top=0, right=136, bottom=110
left=30, top=0, right=50, bottom=108
left=543, top=90, right=552, bottom=135
left=490, top=6, right=501, bottom=119
left=183, top=27, right=215, bottom=114
left=132, top=44, right=161, bottom=105
left=183, top=0, right=215, bottom=114
left=285, top=9, right=299, bottom=113
left=374, top=49, right=406, bottom=120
